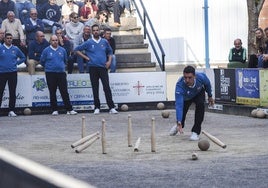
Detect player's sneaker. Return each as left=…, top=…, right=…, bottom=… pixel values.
left=67, top=110, right=78, bottom=115
left=94, top=108, right=100, bottom=115
left=8, top=111, right=17, bottom=117
left=109, top=108, right=118, bottom=114
left=190, top=132, right=200, bottom=141
left=52, top=111, right=59, bottom=116
left=169, top=125, right=178, bottom=136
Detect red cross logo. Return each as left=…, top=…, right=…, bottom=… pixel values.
left=133, top=81, right=145, bottom=95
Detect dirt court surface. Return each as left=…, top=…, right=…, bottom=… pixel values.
left=1, top=109, right=268, bottom=188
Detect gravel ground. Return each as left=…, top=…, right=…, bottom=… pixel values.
left=0, top=109, right=268, bottom=188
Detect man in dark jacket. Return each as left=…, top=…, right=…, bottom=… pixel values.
left=38, top=0, right=62, bottom=34
left=24, top=8, right=45, bottom=44
left=27, top=31, right=49, bottom=75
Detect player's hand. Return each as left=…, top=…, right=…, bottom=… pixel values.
left=177, top=123, right=183, bottom=134
left=105, top=61, right=111, bottom=69
left=208, top=97, right=214, bottom=107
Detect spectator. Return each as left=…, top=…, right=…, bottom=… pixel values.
left=248, top=28, right=266, bottom=68
left=61, top=0, right=79, bottom=25
left=85, top=10, right=109, bottom=36
left=14, top=0, right=35, bottom=25
left=36, top=0, right=47, bottom=12
left=258, top=27, right=268, bottom=68
left=55, top=28, right=75, bottom=74
left=113, top=0, right=132, bottom=27
left=27, top=31, right=49, bottom=75
left=40, top=35, right=78, bottom=116
left=79, top=0, right=98, bottom=23
left=74, top=24, right=118, bottom=114
left=97, top=0, right=115, bottom=16
left=74, top=0, right=85, bottom=9
left=227, top=38, right=247, bottom=68
left=38, top=0, right=62, bottom=34
left=0, top=0, right=16, bottom=27
left=0, top=29, right=4, bottom=44
left=65, top=12, right=84, bottom=48
left=0, top=33, right=26, bottom=117
left=72, top=25, right=92, bottom=73
left=103, top=27, right=117, bottom=72
left=169, top=66, right=214, bottom=141
left=1, top=11, right=27, bottom=57
left=24, top=8, right=45, bottom=44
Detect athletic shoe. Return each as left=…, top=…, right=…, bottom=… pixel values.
left=190, top=132, right=200, bottom=141
left=169, top=125, right=178, bottom=136
left=67, top=110, right=78, bottom=115
left=8, top=111, right=17, bottom=117
left=109, top=108, right=118, bottom=114
left=52, top=111, right=59, bottom=116
left=94, top=108, right=100, bottom=115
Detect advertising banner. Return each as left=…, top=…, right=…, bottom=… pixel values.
left=259, top=70, right=268, bottom=107
left=214, top=69, right=236, bottom=103
left=236, top=69, right=260, bottom=106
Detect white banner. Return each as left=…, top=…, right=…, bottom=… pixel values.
left=1, top=72, right=167, bottom=109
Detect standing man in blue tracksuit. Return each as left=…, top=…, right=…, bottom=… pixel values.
left=40, top=35, right=77, bottom=116
left=170, top=65, right=214, bottom=140
left=0, top=33, right=26, bottom=117
left=74, top=24, right=118, bottom=115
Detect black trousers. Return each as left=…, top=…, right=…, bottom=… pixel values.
left=45, top=72, right=73, bottom=112
left=181, top=89, right=205, bottom=135
left=0, top=72, right=17, bottom=112
left=248, top=54, right=258, bottom=68
left=89, top=66, right=115, bottom=109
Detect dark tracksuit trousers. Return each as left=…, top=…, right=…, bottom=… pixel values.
left=89, top=66, right=115, bottom=110
left=181, top=89, right=205, bottom=135
left=45, top=72, right=73, bottom=112
left=0, top=72, right=17, bottom=112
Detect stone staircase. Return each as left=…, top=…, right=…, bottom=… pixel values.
left=109, top=16, right=156, bottom=72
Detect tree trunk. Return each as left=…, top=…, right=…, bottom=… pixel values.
left=247, top=0, right=265, bottom=56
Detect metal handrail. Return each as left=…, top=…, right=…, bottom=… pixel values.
left=132, top=0, right=166, bottom=71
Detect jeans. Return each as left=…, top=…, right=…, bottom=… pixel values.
left=110, top=55, right=117, bottom=73
left=42, top=19, right=61, bottom=34
left=119, top=0, right=131, bottom=11
left=15, top=1, right=35, bottom=25
left=77, top=55, right=89, bottom=73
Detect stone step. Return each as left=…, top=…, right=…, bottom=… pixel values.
left=116, top=43, right=149, bottom=49
left=108, top=15, right=137, bottom=29
left=117, top=62, right=156, bottom=68
left=113, top=34, right=144, bottom=44
left=116, top=48, right=148, bottom=54
left=116, top=52, right=151, bottom=63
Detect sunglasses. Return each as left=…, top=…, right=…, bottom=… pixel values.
left=73, top=16, right=79, bottom=19
left=67, top=1, right=73, bottom=3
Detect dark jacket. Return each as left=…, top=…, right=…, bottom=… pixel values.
left=28, top=39, right=50, bottom=61
left=38, top=3, right=61, bottom=22
left=0, top=0, right=15, bottom=21
left=25, top=18, right=45, bottom=43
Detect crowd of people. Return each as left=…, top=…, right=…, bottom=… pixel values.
left=0, top=0, right=134, bottom=74
left=0, top=0, right=129, bottom=116
left=228, top=27, right=268, bottom=69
